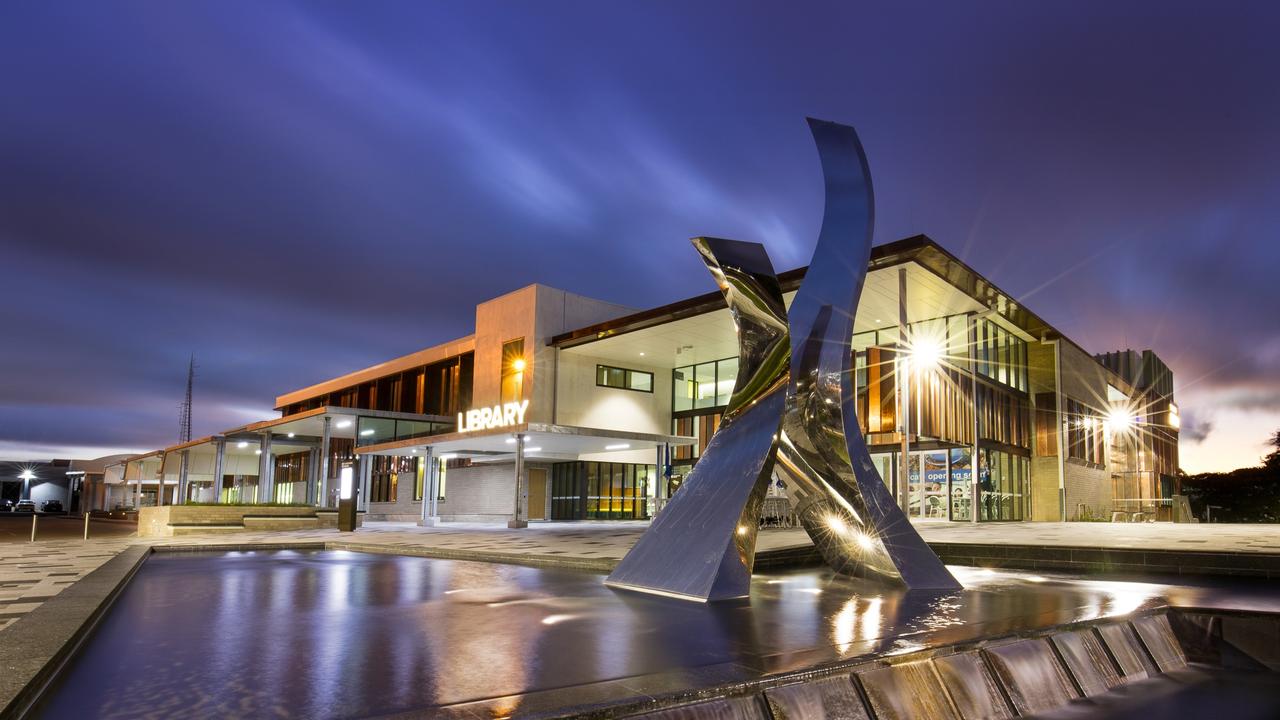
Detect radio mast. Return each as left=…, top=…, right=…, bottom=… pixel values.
left=178, top=355, right=195, bottom=443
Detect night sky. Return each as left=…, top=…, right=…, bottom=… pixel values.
left=2, top=2, right=1278, bottom=472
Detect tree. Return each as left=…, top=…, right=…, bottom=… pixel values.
left=1267, top=428, right=1280, bottom=470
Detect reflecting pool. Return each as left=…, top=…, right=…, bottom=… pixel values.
left=33, top=550, right=1279, bottom=719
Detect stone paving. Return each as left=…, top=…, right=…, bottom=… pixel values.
left=2, top=519, right=1278, bottom=631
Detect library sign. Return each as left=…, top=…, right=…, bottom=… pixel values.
left=457, top=399, right=529, bottom=433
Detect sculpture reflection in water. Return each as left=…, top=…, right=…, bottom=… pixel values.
left=606, top=118, right=960, bottom=601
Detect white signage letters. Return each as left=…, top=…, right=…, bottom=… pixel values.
left=457, top=399, right=529, bottom=433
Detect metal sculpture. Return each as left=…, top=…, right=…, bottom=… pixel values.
left=605, top=237, right=791, bottom=601
left=775, top=119, right=960, bottom=591
left=605, top=118, right=960, bottom=601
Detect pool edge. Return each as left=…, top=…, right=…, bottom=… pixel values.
left=0, top=545, right=151, bottom=720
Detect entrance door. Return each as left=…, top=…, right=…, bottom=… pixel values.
left=527, top=469, right=548, bottom=520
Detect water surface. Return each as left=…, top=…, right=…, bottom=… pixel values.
left=34, top=550, right=1277, bottom=719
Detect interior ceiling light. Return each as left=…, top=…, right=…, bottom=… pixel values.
left=336, top=420, right=352, bottom=429
left=237, top=441, right=249, bottom=449
left=604, top=443, right=630, bottom=450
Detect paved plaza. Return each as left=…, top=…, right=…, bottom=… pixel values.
left=2, top=517, right=1278, bottom=631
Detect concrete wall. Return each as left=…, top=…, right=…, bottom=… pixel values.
left=555, top=351, right=672, bottom=436
left=470, top=284, right=635, bottom=425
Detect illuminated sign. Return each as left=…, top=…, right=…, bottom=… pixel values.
left=339, top=465, right=354, bottom=500
left=457, top=400, right=529, bottom=433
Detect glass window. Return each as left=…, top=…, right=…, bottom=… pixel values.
left=501, top=338, right=525, bottom=404
left=628, top=371, right=652, bottom=392
left=949, top=448, right=972, bottom=521
left=673, top=367, right=693, bottom=412
left=715, top=357, right=738, bottom=406
left=356, top=417, right=395, bottom=447
left=586, top=462, right=598, bottom=517
left=597, top=364, right=653, bottom=393
left=695, top=362, right=717, bottom=409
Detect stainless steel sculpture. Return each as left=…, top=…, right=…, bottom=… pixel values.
left=605, top=237, right=791, bottom=601
left=606, top=118, right=960, bottom=601
left=775, top=119, right=960, bottom=591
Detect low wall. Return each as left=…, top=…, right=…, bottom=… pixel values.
left=138, top=505, right=344, bottom=537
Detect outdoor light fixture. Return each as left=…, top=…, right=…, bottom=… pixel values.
left=909, top=335, right=944, bottom=371
left=18, top=469, right=36, bottom=481
left=1105, top=407, right=1135, bottom=432
left=255, top=449, right=263, bottom=455
left=512, top=358, right=526, bottom=372
left=604, top=443, right=630, bottom=450
left=506, top=438, right=516, bottom=444
left=335, top=420, right=352, bottom=429
left=339, top=466, right=354, bottom=500
left=287, top=432, right=295, bottom=438
left=237, top=441, right=249, bottom=449
left=525, top=447, right=542, bottom=453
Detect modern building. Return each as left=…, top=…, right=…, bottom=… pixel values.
left=103, top=235, right=1179, bottom=525
left=0, top=457, right=129, bottom=511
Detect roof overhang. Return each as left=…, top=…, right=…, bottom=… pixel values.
left=550, top=234, right=1065, bottom=352
left=356, top=422, right=695, bottom=462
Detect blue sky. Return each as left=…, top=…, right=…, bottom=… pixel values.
left=2, top=1, right=1278, bottom=471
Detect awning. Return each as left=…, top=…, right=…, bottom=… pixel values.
left=356, top=422, right=695, bottom=463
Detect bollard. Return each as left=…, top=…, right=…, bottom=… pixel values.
left=84, top=511, right=91, bottom=540
left=31, top=514, right=37, bottom=542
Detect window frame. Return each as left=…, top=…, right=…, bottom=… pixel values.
left=595, top=364, right=654, bottom=394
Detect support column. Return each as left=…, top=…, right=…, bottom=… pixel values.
left=258, top=433, right=273, bottom=504
left=178, top=450, right=190, bottom=505
left=897, top=267, right=911, bottom=516
left=508, top=433, right=527, bottom=528
left=419, top=448, right=438, bottom=527
left=317, top=416, right=332, bottom=508
left=357, top=454, right=371, bottom=512
left=970, top=314, right=981, bottom=525
left=304, top=447, right=316, bottom=506
left=1052, top=339, right=1067, bottom=522
left=211, top=437, right=225, bottom=504
left=156, top=452, right=167, bottom=507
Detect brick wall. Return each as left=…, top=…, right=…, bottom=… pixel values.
left=441, top=462, right=516, bottom=522
left=1063, top=459, right=1111, bottom=520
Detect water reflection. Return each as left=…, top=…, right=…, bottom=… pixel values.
left=33, top=551, right=1279, bottom=719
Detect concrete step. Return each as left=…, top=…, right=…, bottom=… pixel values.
left=241, top=516, right=321, bottom=531
left=169, top=525, right=245, bottom=535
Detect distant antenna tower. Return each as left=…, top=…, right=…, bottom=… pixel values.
left=178, top=355, right=196, bottom=443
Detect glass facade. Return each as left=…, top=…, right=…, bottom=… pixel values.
left=672, top=356, right=737, bottom=412
left=281, top=352, right=474, bottom=418
left=550, top=461, right=655, bottom=520
left=354, top=416, right=453, bottom=448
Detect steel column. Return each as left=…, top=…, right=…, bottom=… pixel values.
left=211, top=437, right=225, bottom=503
left=508, top=434, right=527, bottom=528
left=258, top=433, right=273, bottom=504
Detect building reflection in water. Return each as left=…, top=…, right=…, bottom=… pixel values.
left=32, top=551, right=1263, bottom=720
